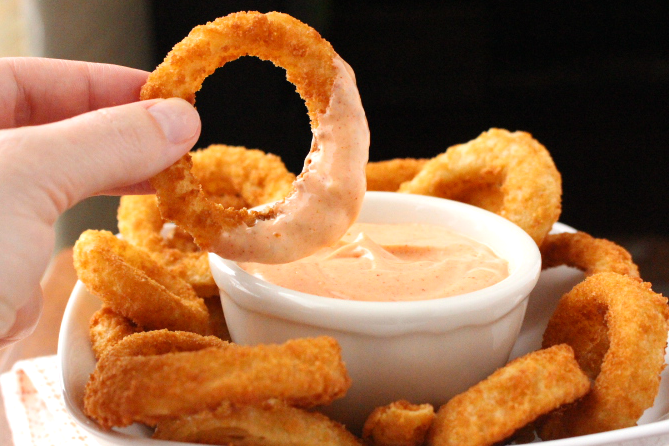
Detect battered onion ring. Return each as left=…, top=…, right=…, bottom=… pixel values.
left=426, top=344, right=590, bottom=446
left=540, top=231, right=640, bottom=278
left=538, top=272, right=669, bottom=440
left=141, top=11, right=369, bottom=263
left=89, top=306, right=142, bottom=360
left=363, top=400, right=435, bottom=446
left=117, top=145, right=296, bottom=296
left=84, top=332, right=351, bottom=429
left=73, top=230, right=210, bottom=335
left=366, top=158, right=428, bottom=192
left=399, top=129, right=561, bottom=246
left=153, top=399, right=362, bottom=445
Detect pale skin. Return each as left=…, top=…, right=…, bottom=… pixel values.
left=0, top=57, right=201, bottom=347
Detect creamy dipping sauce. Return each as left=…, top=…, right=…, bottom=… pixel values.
left=240, top=223, right=509, bottom=301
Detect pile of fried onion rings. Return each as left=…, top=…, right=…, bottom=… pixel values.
left=70, top=9, right=669, bottom=446
left=84, top=331, right=351, bottom=430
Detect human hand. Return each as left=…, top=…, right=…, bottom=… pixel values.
left=0, top=58, right=201, bottom=347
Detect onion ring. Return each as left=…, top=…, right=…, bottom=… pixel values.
left=540, top=231, right=640, bottom=278
left=84, top=332, right=351, bottom=429
left=73, top=230, right=210, bottom=335
left=153, top=399, right=362, bottom=445
left=538, top=272, right=669, bottom=440
left=366, top=158, right=428, bottom=192
left=399, top=129, right=562, bottom=246
left=426, top=344, right=590, bottom=446
left=117, top=145, right=296, bottom=296
left=363, top=400, right=435, bottom=446
left=89, top=306, right=142, bottom=360
left=89, top=300, right=229, bottom=360
left=141, top=11, right=369, bottom=263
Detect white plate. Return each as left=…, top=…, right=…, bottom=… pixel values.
left=58, top=223, right=669, bottom=445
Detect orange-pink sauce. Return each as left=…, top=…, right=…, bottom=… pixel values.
left=240, top=223, right=509, bottom=301
left=210, top=55, right=369, bottom=263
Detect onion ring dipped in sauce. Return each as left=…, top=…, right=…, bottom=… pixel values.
left=540, top=231, right=640, bottom=278
left=141, top=11, right=369, bottom=263
left=83, top=331, right=351, bottom=429
left=538, top=272, right=669, bottom=440
left=117, top=145, right=296, bottom=296
left=399, top=129, right=561, bottom=246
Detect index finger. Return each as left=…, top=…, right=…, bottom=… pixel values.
left=0, top=57, right=150, bottom=129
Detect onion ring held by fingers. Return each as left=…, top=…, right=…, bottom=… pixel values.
left=153, top=399, right=363, bottom=445
left=366, top=158, right=428, bottom=192
left=399, top=129, right=561, bottom=246
left=540, top=231, right=640, bottom=278
left=363, top=400, right=435, bottom=446
left=84, top=333, right=351, bottom=429
left=141, top=11, right=369, bottom=263
left=539, top=272, right=669, bottom=440
left=426, top=344, right=590, bottom=446
left=73, top=230, right=210, bottom=335
left=117, top=145, right=296, bottom=296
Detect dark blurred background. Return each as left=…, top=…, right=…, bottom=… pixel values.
left=149, top=1, right=669, bottom=286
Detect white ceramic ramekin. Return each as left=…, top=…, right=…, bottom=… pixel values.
left=209, top=191, right=541, bottom=432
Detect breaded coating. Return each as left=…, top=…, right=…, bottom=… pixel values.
left=84, top=334, right=351, bottom=429
left=366, top=158, right=428, bottom=192
left=89, top=306, right=142, bottom=360
left=540, top=231, right=640, bottom=278
left=400, top=129, right=562, bottom=246
left=539, top=272, right=669, bottom=440
left=427, top=344, right=590, bottom=446
left=154, top=399, right=362, bottom=445
left=73, top=230, right=209, bottom=334
left=363, top=400, right=435, bottom=446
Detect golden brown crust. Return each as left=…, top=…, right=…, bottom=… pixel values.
left=366, top=158, right=428, bottom=192
left=363, top=400, right=435, bottom=446
left=539, top=272, right=669, bottom=439
left=153, top=399, right=363, bottom=445
left=89, top=306, right=142, bottom=360
left=73, top=230, right=210, bottom=334
left=84, top=333, right=351, bottom=429
left=540, top=231, right=640, bottom=278
left=141, top=11, right=338, bottom=247
left=399, top=129, right=562, bottom=246
left=426, top=345, right=590, bottom=446
left=141, top=11, right=336, bottom=124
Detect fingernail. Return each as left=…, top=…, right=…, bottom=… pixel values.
left=147, top=98, right=200, bottom=144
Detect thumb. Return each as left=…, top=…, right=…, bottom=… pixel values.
left=3, top=97, right=200, bottom=219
